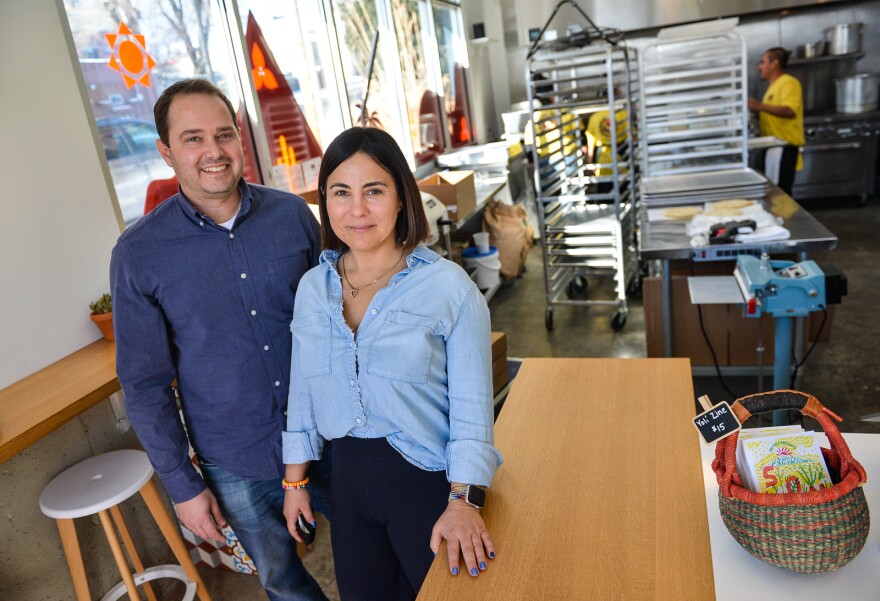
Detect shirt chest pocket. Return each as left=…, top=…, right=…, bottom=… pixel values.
left=291, top=314, right=331, bottom=378
left=267, top=253, right=308, bottom=309
left=366, top=311, right=443, bottom=384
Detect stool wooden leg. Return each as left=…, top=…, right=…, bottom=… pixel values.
left=56, top=519, right=92, bottom=601
left=98, top=509, right=140, bottom=600
left=140, top=480, right=214, bottom=601
left=110, top=505, right=158, bottom=601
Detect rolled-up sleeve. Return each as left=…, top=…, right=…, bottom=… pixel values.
left=110, top=241, right=205, bottom=503
left=444, top=285, right=503, bottom=487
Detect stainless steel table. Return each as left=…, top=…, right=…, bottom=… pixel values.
left=639, top=187, right=837, bottom=357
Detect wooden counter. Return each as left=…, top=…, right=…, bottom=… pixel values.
left=0, top=339, right=119, bottom=463
left=418, top=358, right=715, bottom=601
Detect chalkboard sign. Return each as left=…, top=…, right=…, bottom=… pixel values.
left=693, top=400, right=741, bottom=445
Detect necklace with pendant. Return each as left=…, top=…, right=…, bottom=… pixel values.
left=341, top=250, right=406, bottom=298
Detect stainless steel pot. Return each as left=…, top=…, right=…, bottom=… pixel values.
left=823, top=23, right=864, bottom=55
left=835, top=74, right=879, bottom=113
left=796, top=40, right=825, bottom=59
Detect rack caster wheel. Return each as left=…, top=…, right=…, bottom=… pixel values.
left=626, top=275, right=642, bottom=298
left=566, top=276, right=589, bottom=298
left=545, top=309, right=554, bottom=331
left=610, top=311, right=627, bottom=332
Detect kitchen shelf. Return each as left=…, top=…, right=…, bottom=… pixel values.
left=789, top=51, right=864, bottom=66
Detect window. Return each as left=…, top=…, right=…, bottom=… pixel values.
left=432, top=1, right=474, bottom=147
left=391, top=0, right=445, bottom=164
left=236, top=0, right=346, bottom=154
left=62, top=0, right=259, bottom=226
left=331, top=0, right=407, bottom=147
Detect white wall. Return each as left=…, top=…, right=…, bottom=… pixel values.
left=0, top=0, right=122, bottom=389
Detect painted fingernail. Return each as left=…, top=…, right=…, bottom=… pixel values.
left=470, top=568, right=478, bottom=576
left=310, top=521, right=317, bottom=527
left=489, top=551, right=495, bottom=558
left=451, top=567, right=459, bottom=576
left=432, top=552, right=436, bottom=557
left=480, top=561, right=487, bottom=570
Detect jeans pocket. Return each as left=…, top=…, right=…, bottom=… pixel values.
left=366, top=311, right=442, bottom=384
left=291, top=313, right=332, bottom=378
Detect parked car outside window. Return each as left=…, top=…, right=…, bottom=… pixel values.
left=97, top=117, right=174, bottom=225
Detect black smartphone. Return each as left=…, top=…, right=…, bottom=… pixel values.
left=296, top=515, right=316, bottom=545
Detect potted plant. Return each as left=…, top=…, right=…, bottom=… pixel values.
left=89, top=293, right=114, bottom=341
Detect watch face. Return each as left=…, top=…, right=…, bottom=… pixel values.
left=467, top=486, right=486, bottom=508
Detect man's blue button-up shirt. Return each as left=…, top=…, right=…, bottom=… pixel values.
left=283, top=246, right=503, bottom=487
left=110, top=180, right=320, bottom=503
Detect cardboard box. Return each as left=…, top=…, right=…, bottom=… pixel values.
left=491, top=331, right=509, bottom=395
left=417, top=170, right=477, bottom=222
left=644, top=274, right=833, bottom=366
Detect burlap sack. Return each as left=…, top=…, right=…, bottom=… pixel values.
left=482, top=200, right=533, bottom=279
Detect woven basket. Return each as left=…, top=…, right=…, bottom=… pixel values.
left=712, top=390, right=870, bottom=574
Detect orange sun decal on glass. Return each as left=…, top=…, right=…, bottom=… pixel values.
left=251, top=44, right=279, bottom=90
left=105, top=22, right=157, bottom=89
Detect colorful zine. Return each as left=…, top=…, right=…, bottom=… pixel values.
left=739, top=431, right=833, bottom=494
left=736, top=426, right=804, bottom=491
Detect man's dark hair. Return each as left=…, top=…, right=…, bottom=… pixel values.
left=766, top=47, right=791, bottom=70
left=317, top=127, right=429, bottom=253
left=153, top=78, right=238, bottom=145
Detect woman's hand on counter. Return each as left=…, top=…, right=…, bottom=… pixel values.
left=430, top=501, right=495, bottom=577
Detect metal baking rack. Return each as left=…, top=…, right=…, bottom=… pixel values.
left=637, top=24, right=772, bottom=211
left=526, top=35, right=639, bottom=332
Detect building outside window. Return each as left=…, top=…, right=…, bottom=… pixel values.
left=62, top=0, right=476, bottom=223
left=62, top=0, right=262, bottom=226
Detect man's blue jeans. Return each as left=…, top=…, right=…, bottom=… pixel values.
left=199, top=445, right=332, bottom=601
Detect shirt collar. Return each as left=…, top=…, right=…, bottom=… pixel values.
left=319, top=244, right=440, bottom=269
left=177, top=178, right=252, bottom=228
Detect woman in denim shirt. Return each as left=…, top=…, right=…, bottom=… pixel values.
left=282, top=127, right=503, bottom=600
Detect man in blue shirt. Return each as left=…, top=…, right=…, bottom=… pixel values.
left=110, top=78, right=330, bottom=601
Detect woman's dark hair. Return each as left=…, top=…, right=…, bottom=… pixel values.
left=318, top=127, right=429, bottom=252
left=153, top=78, right=237, bottom=145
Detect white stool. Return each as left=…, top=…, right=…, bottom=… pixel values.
left=39, top=449, right=212, bottom=601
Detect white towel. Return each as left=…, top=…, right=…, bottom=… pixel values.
left=734, top=225, right=791, bottom=243
left=764, top=146, right=782, bottom=185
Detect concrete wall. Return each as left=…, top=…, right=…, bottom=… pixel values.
left=461, top=0, right=510, bottom=143
left=0, top=2, right=176, bottom=599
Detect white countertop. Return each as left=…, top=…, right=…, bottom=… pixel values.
left=700, top=432, right=880, bottom=600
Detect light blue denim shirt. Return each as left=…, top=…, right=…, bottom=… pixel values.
left=283, top=245, right=503, bottom=487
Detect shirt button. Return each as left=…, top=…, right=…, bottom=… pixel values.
left=371, top=309, right=378, bottom=315
left=241, top=273, right=247, bottom=279
left=350, top=379, right=355, bottom=386
left=355, top=418, right=363, bottom=424
left=274, top=381, right=281, bottom=387
left=283, top=410, right=288, bottom=416
left=251, top=310, right=257, bottom=316
left=229, top=233, right=235, bottom=239
left=199, top=220, right=205, bottom=227
left=263, top=345, right=269, bottom=351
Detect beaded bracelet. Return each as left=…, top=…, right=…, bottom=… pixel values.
left=282, top=476, right=310, bottom=490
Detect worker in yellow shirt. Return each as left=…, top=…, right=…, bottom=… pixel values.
left=748, top=47, right=804, bottom=196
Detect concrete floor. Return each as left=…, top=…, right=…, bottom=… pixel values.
left=192, top=197, right=880, bottom=600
